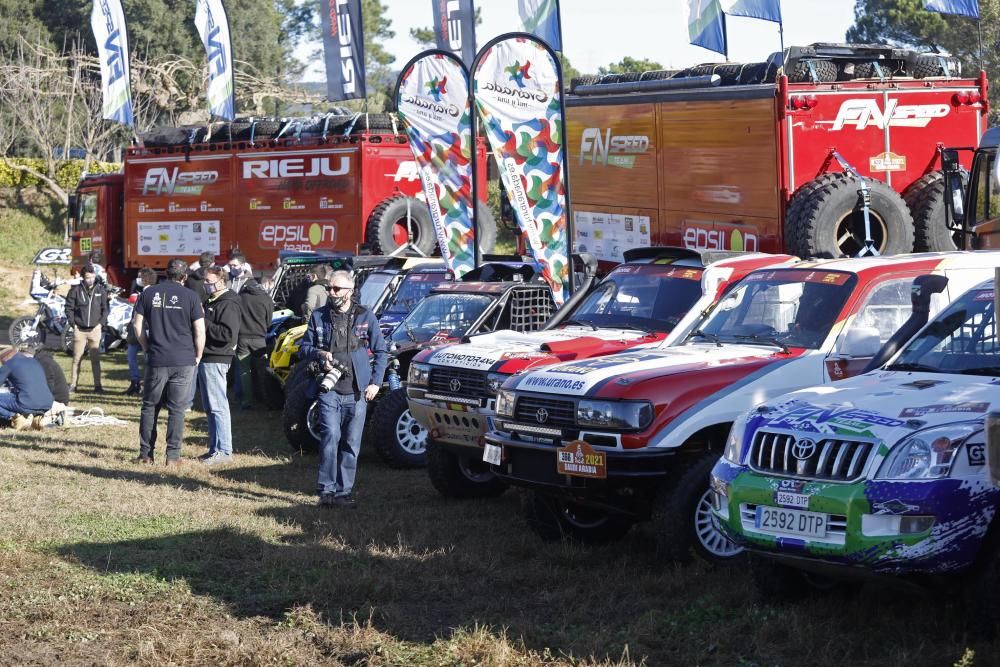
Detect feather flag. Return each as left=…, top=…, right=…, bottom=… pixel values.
left=91, top=0, right=134, bottom=125
left=194, top=0, right=236, bottom=119
left=688, top=0, right=727, bottom=57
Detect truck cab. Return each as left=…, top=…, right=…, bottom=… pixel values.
left=943, top=127, right=1000, bottom=250
left=70, top=172, right=125, bottom=285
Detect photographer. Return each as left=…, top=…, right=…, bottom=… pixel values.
left=299, top=271, right=388, bottom=508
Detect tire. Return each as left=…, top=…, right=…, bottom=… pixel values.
left=283, top=379, right=321, bottom=454
left=639, top=69, right=679, bottom=82
left=260, top=370, right=286, bottom=410
left=784, top=173, right=914, bottom=258
left=738, top=61, right=777, bottom=85
left=425, top=440, right=508, bottom=498
left=651, top=451, right=745, bottom=563
left=250, top=119, right=284, bottom=139
left=914, top=54, right=961, bottom=79
left=355, top=113, right=399, bottom=132
left=365, top=196, right=437, bottom=256
left=570, top=75, right=601, bottom=91
left=905, top=170, right=968, bottom=252
left=787, top=58, right=837, bottom=83
left=8, top=316, right=45, bottom=347
left=600, top=72, right=642, bottom=84
left=371, top=388, right=427, bottom=468
left=521, top=490, right=632, bottom=544
left=682, top=63, right=743, bottom=85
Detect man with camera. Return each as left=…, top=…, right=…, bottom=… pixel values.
left=299, top=270, right=388, bottom=508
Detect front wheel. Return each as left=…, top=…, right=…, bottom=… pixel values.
left=371, top=388, right=427, bottom=468
left=283, top=380, right=321, bottom=454
left=425, top=441, right=508, bottom=498
left=521, top=490, right=632, bottom=544
left=8, top=316, right=45, bottom=347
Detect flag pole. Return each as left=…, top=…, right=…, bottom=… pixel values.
left=556, top=0, right=565, bottom=52
left=978, top=17, right=984, bottom=71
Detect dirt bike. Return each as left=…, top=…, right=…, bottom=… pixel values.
left=8, top=287, right=73, bottom=352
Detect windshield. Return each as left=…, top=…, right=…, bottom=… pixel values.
left=391, top=293, right=495, bottom=345
left=888, top=284, right=999, bottom=375
left=568, top=264, right=704, bottom=333
left=358, top=272, right=395, bottom=309
left=385, top=272, right=448, bottom=315
left=694, top=269, right=857, bottom=350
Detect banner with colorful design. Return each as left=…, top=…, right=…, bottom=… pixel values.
left=516, top=0, right=562, bottom=51
left=396, top=51, right=477, bottom=278
left=194, top=0, right=236, bottom=120
left=91, top=0, right=134, bottom=125
left=473, top=34, right=570, bottom=304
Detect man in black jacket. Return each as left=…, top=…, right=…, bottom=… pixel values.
left=198, top=266, right=241, bottom=464
left=185, top=251, right=215, bottom=302
left=65, top=264, right=109, bottom=393
left=234, top=277, right=274, bottom=409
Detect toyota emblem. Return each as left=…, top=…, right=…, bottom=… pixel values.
left=536, top=407, right=549, bottom=424
left=449, top=378, right=462, bottom=393
left=791, top=438, right=817, bottom=461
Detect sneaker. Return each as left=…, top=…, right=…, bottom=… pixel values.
left=201, top=453, right=233, bottom=466
left=331, top=494, right=357, bottom=509
left=30, top=415, right=44, bottom=431
left=197, top=451, right=214, bottom=461
left=11, top=414, right=32, bottom=431
left=133, top=455, right=153, bottom=464
left=94, top=387, right=105, bottom=394
left=318, top=493, right=336, bottom=507
left=123, top=381, right=140, bottom=395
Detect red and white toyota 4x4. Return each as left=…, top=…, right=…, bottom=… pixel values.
left=486, top=251, right=1000, bottom=560
left=406, top=248, right=797, bottom=498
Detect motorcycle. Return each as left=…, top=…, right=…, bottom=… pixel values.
left=8, top=286, right=73, bottom=352
left=101, top=287, right=133, bottom=352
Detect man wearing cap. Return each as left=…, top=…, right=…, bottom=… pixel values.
left=0, top=346, right=53, bottom=430
left=299, top=270, right=388, bottom=508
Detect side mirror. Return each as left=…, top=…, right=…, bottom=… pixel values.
left=941, top=149, right=966, bottom=224
left=840, top=326, right=881, bottom=358
left=987, top=412, right=1000, bottom=487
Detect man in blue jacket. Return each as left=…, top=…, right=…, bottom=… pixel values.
left=299, top=270, right=388, bottom=508
left=0, top=346, right=53, bottom=429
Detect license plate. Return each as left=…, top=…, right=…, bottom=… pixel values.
left=754, top=505, right=827, bottom=538
left=774, top=491, right=810, bottom=509
left=483, top=443, right=502, bottom=465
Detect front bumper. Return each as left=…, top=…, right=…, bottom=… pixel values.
left=407, top=387, right=493, bottom=449
left=709, top=460, right=994, bottom=575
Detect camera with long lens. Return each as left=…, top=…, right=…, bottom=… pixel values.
left=314, top=357, right=351, bottom=393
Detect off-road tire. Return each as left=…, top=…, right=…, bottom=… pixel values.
left=904, top=170, right=968, bottom=252
left=570, top=75, right=601, bottom=92
left=371, top=388, right=427, bottom=468
left=425, top=440, right=508, bottom=498
left=355, top=113, right=399, bottom=132
left=914, top=54, right=961, bottom=79
left=260, top=369, right=286, bottom=410
left=787, top=58, right=838, bottom=83
left=652, top=450, right=745, bottom=563
left=283, top=379, right=320, bottom=454
left=8, top=316, right=44, bottom=348
left=521, top=490, right=632, bottom=544
left=738, top=61, right=778, bottom=84
left=600, top=72, right=642, bottom=84
left=784, top=172, right=914, bottom=258
left=681, top=63, right=743, bottom=85
left=365, top=196, right=437, bottom=256
left=639, top=69, right=680, bottom=81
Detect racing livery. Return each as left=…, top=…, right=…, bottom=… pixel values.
left=486, top=252, right=1000, bottom=558
left=711, top=279, right=1000, bottom=583
left=406, top=249, right=797, bottom=498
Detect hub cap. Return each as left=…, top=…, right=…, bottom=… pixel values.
left=694, top=488, right=744, bottom=559
left=395, top=409, right=427, bottom=455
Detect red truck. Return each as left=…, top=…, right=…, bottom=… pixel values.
left=565, top=43, right=987, bottom=262
left=69, top=114, right=493, bottom=285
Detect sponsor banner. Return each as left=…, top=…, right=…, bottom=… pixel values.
left=575, top=211, right=651, bottom=262
left=91, top=0, right=134, bottom=125
left=432, top=0, right=477, bottom=67
left=397, top=51, right=477, bottom=278
left=32, top=248, right=72, bottom=265
left=321, top=0, right=366, bottom=101
left=516, top=0, right=561, bottom=51
left=194, top=0, right=235, bottom=120
left=824, top=99, right=950, bottom=132
left=682, top=220, right=759, bottom=253
left=137, top=221, right=220, bottom=256
left=473, top=34, right=570, bottom=304
left=258, top=221, right=338, bottom=251
left=428, top=343, right=538, bottom=370
left=687, top=0, right=727, bottom=57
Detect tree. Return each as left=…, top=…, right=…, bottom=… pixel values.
left=598, top=56, right=663, bottom=76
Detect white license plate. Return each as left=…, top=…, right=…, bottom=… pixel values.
left=755, top=506, right=827, bottom=538
left=774, top=491, right=810, bottom=509
left=482, top=443, right=502, bottom=465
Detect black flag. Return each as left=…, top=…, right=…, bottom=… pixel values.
left=431, top=0, right=476, bottom=67
left=321, top=0, right=366, bottom=101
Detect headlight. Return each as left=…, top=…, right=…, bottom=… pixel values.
left=576, top=399, right=653, bottom=431
left=496, top=389, right=515, bottom=418
left=876, top=423, right=980, bottom=480
left=485, top=372, right=510, bottom=395
left=724, top=417, right=749, bottom=464
left=407, top=362, right=431, bottom=387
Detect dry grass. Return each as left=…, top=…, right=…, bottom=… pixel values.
left=0, top=279, right=997, bottom=665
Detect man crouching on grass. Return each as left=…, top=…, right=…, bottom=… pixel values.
left=299, top=270, right=387, bottom=509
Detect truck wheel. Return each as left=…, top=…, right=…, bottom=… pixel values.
left=905, top=170, right=967, bottom=252
left=652, top=451, right=744, bottom=563
left=425, top=440, right=508, bottom=498
left=521, top=490, right=632, bottom=544
left=914, top=54, right=961, bottom=79
left=8, top=317, right=44, bottom=348
left=787, top=59, right=837, bottom=83
left=371, top=388, right=427, bottom=468
left=283, top=380, right=320, bottom=454
left=785, top=173, right=914, bottom=258
left=366, top=196, right=436, bottom=256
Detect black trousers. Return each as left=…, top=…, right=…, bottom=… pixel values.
left=139, top=365, right=196, bottom=461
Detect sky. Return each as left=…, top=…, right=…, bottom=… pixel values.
left=296, top=0, right=858, bottom=81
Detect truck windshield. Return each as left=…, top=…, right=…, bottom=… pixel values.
left=384, top=272, right=448, bottom=315
left=391, top=293, right=495, bottom=345
left=887, top=284, right=999, bottom=375
left=568, top=264, right=704, bottom=333
left=359, top=271, right=395, bottom=309
left=695, top=269, right=857, bottom=350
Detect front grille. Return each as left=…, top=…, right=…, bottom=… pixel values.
left=514, top=395, right=576, bottom=428
left=429, top=367, right=486, bottom=397
left=748, top=430, right=874, bottom=482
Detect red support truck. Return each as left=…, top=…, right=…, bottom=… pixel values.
left=70, top=114, right=492, bottom=285
left=564, top=43, right=988, bottom=263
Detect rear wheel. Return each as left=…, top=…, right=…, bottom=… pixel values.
left=905, top=170, right=966, bottom=252
left=425, top=441, right=508, bottom=498
left=8, top=316, right=44, bottom=347
left=787, top=58, right=837, bottom=83
left=283, top=379, right=320, bottom=454
left=371, top=388, right=427, bottom=468
left=366, top=196, right=436, bottom=256
left=521, top=490, right=632, bottom=544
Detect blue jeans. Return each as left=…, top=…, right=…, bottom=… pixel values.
left=127, top=343, right=141, bottom=382
left=0, top=392, right=22, bottom=420
left=316, top=391, right=368, bottom=496
left=198, top=361, right=233, bottom=456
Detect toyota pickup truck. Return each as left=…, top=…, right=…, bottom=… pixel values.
left=711, top=276, right=1000, bottom=601
left=406, top=248, right=798, bottom=498
left=486, top=251, right=1000, bottom=560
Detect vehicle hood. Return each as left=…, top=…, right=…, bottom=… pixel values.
left=750, top=371, right=998, bottom=445
left=507, top=342, right=795, bottom=397
left=418, top=326, right=662, bottom=372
